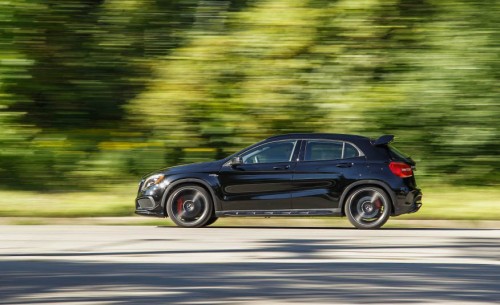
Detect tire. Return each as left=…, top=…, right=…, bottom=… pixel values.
left=166, top=185, right=213, bottom=228
left=344, top=186, right=391, bottom=229
left=203, top=216, right=218, bottom=227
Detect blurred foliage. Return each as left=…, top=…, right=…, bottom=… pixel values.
left=0, top=0, right=498, bottom=189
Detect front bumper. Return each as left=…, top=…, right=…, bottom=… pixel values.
left=135, top=195, right=165, bottom=217
left=135, top=179, right=167, bottom=217
left=393, top=188, right=422, bottom=216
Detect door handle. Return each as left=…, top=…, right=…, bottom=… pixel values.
left=336, top=162, right=353, bottom=168
left=273, top=165, right=290, bottom=170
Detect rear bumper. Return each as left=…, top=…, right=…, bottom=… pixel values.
left=392, top=188, right=422, bottom=216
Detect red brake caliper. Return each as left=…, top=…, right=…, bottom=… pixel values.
left=374, top=199, right=382, bottom=209
left=176, top=196, right=184, bottom=214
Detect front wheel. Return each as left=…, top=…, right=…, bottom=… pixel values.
left=166, top=185, right=213, bottom=228
left=204, top=216, right=218, bottom=226
left=344, top=186, right=391, bottom=229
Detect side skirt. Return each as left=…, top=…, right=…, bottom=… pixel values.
left=135, top=210, right=165, bottom=218
left=215, top=208, right=341, bottom=217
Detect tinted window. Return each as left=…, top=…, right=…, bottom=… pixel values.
left=305, top=141, right=343, bottom=161
left=388, top=144, right=411, bottom=161
left=242, top=140, right=296, bottom=164
left=344, top=143, right=360, bottom=158
left=304, top=141, right=361, bottom=161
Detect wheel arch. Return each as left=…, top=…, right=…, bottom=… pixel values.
left=339, top=180, right=397, bottom=216
left=161, top=178, right=220, bottom=215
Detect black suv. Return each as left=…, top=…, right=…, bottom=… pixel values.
left=136, top=134, right=422, bottom=229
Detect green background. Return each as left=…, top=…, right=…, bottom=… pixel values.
left=0, top=0, right=498, bottom=219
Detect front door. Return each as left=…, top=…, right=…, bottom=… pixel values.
left=218, top=140, right=299, bottom=211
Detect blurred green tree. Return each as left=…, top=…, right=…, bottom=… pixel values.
left=0, top=0, right=199, bottom=187
left=0, top=0, right=498, bottom=188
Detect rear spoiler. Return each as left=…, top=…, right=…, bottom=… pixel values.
left=373, top=135, right=394, bottom=146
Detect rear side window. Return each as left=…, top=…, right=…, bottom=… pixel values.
left=344, top=143, right=360, bottom=159
left=304, top=141, right=361, bottom=161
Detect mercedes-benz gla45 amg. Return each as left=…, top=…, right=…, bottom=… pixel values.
left=136, top=134, right=422, bottom=229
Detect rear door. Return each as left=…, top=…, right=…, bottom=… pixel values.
left=292, top=140, right=365, bottom=209
left=218, top=139, right=300, bottom=211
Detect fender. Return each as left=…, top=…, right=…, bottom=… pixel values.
left=339, top=180, right=397, bottom=215
left=161, top=178, right=222, bottom=212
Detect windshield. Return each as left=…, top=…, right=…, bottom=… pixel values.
left=388, top=144, right=411, bottom=160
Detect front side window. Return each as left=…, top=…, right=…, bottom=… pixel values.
left=304, top=140, right=361, bottom=161
left=241, top=140, right=297, bottom=164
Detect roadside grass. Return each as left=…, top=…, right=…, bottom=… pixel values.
left=397, top=185, right=500, bottom=220
left=0, top=184, right=498, bottom=220
left=0, top=184, right=137, bottom=218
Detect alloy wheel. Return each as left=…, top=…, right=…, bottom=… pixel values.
left=345, top=187, right=391, bottom=229
left=167, top=186, right=213, bottom=227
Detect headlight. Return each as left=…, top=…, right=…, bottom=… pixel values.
left=141, top=174, right=165, bottom=191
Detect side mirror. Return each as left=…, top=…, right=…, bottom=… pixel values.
left=230, top=156, right=243, bottom=166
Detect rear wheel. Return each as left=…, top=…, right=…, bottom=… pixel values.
left=166, top=185, right=213, bottom=228
left=344, top=186, right=391, bottom=229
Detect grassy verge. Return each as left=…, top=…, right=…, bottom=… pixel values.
left=0, top=184, right=137, bottom=217
left=397, top=185, right=500, bottom=220
left=0, top=184, right=498, bottom=220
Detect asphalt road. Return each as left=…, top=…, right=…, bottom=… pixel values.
left=1, top=225, right=499, bottom=305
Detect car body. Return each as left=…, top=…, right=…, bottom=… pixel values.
left=135, top=133, right=422, bottom=229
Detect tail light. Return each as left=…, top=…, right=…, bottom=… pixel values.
left=389, top=161, right=413, bottom=178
